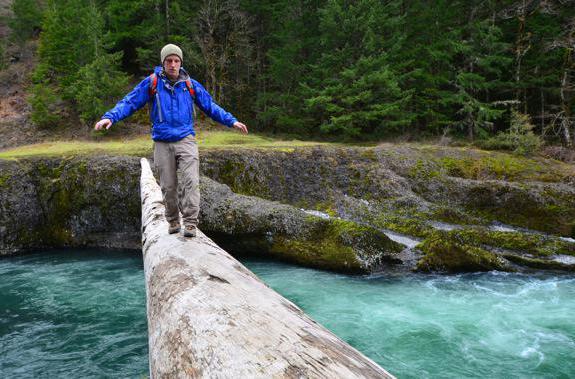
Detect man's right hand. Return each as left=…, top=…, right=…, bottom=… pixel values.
left=94, top=118, right=112, bottom=130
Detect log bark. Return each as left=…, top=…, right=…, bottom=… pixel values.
left=140, top=158, right=394, bottom=378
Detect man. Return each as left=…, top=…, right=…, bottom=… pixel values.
left=95, top=43, right=248, bottom=237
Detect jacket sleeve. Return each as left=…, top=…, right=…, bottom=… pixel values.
left=192, top=80, right=238, bottom=127
left=102, top=76, right=151, bottom=124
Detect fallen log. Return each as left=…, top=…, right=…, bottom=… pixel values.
left=140, top=158, right=394, bottom=378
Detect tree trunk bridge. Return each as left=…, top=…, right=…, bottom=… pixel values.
left=140, top=158, right=394, bottom=378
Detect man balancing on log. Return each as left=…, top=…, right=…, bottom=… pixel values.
left=95, top=43, right=248, bottom=238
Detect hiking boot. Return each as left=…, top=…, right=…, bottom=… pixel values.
left=183, top=226, right=197, bottom=238
left=168, top=221, right=181, bottom=234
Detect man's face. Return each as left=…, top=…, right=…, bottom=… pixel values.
left=163, top=55, right=181, bottom=80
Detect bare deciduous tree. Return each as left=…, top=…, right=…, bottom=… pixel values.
left=500, top=0, right=574, bottom=147
left=196, top=0, right=254, bottom=104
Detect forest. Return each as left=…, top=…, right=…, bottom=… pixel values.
left=4, top=0, right=575, bottom=150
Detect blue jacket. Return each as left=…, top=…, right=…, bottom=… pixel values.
left=102, top=66, right=237, bottom=142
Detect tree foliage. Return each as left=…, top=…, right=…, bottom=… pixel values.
left=30, top=0, right=130, bottom=127
left=8, top=0, right=43, bottom=44
left=7, top=0, right=574, bottom=146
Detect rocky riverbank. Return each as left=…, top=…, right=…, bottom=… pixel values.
left=1, top=144, right=574, bottom=274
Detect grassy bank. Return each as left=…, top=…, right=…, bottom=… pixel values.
left=0, top=131, right=337, bottom=159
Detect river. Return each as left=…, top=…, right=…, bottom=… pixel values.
left=1, top=250, right=574, bottom=378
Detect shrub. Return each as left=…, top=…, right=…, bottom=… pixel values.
left=477, top=111, right=542, bottom=155
left=30, top=80, right=64, bottom=129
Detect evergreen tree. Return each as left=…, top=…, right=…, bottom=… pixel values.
left=392, top=0, right=466, bottom=134
left=71, top=52, right=130, bottom=124
left=452, top=5, right=512, bottom=140
left=38, top=0, right=101, bottom=86
left=254, top=0, right=325, bottom=134
left=303, top=0, right=410, bottom=138
left=32, top=0, right=129, bottom=126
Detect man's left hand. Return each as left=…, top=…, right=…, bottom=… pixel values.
left=233, top=121, right=248, bottom=134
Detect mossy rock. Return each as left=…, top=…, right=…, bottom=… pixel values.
left=429, top=206, right=485, bottom=226
left=450, top=228, right=575, bottom=257
left=0, top=156, right=141, bottom=254
left=416, top=230, right=510, bottom=273
left=200, top=177, right=404, bottom=273
left=270, top=237, right=363, bottom=273
left=503, top=254, right=575, bottom=272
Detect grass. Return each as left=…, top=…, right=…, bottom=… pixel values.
left=0, top=131, right=337, bottom=159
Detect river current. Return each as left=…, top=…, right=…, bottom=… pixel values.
left=1, top=250, right=574, bottom=378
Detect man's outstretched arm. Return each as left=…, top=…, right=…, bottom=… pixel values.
left=193, top=80, right=248, bottom=134
left=94, top=76, right=151, bottom=130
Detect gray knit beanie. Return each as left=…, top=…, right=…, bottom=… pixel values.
left=161, top=44, right=183, bottom=63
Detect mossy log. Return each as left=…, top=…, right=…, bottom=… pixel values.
left=140, top=158, right=394, bottom=378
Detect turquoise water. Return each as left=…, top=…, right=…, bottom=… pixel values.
left=0, top=250, right=148, bottom=378
left=243, top=259, right=575, bottom=379
left=1, top=251, right=574, bottom=378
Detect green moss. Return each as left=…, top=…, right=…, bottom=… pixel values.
left=416, top=230, right=510, bottom=273
left=270, top=237, right=363, bottom=273
left=313, top=199, right=338, bottom=217
left=462, top=183, right=575, bottom=237
left=491, top=231, right=573, bottom=256
left=0, top=174, right=10, bottom=188
left=32, top=159, right=80, bottom=246
left=438, top=155, right=530, bottom=181
left=430, top=207, right=484, bottom=225
left=371, top=211, right=434, bottom=239
left=359, top=148, right=377, bottom=160
left=409, top=159, right=440, bottom=179
left=216, top=158, right=271, bottom=198
left=432, top=228, right=574, bottom=257
left=8, top=157, right=140, bottom=249
left=269, top=217, right=402, bottom=274
left=430, top=148, right=572, bottom=183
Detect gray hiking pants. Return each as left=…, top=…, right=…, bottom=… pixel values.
left=153, top=135, right=200, bottom=228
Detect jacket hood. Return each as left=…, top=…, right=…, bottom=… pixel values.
left=154, top=65, right=190, bottom=82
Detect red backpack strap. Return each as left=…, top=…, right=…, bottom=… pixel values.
left=185, top=79, right=196, bottom=100
left=148, top=73, right=158, bottom=97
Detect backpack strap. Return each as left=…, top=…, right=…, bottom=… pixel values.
left=148, top=73, right=163, bottom=122
left=185, top=79, right=196, bottom=100
left=148, top=73, right=196, bottom=121
left=148, top=73, right=158, bottom=97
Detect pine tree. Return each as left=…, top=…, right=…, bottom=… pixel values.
left=32, top=0, right=129, bottom=126
left=452, top=4, right=512, bottom=140
left=303, top=0, right=410, bottom=138
left=254, top=0, right=325, bottom=134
